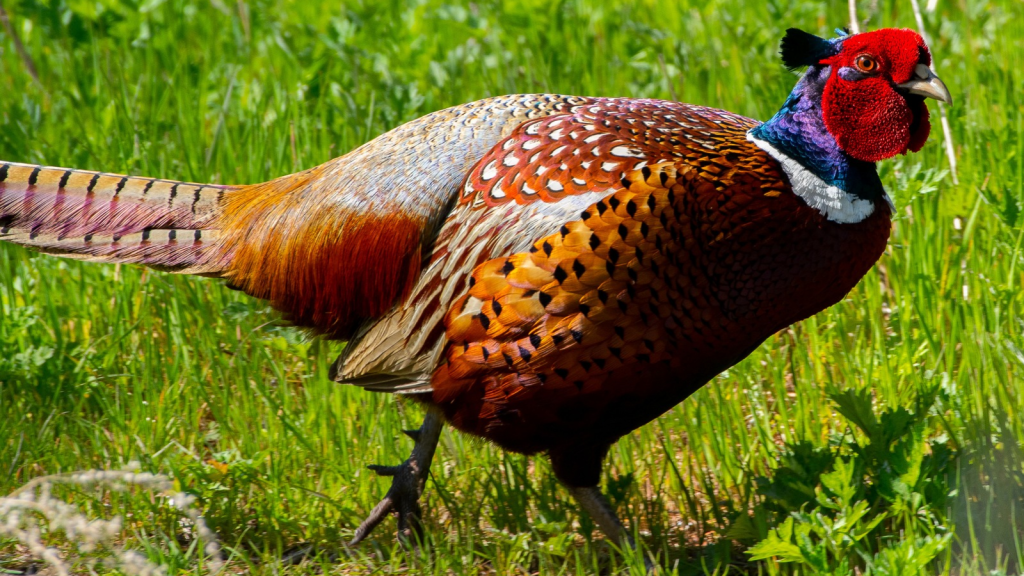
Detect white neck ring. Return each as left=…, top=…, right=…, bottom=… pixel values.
left=747, top=132, right=886, bottom=224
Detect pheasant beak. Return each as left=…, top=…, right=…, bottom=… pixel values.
left=897, top=64, right=952, bottom=104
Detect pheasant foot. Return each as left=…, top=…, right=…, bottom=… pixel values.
left=349, top=409, right=444, bottom=547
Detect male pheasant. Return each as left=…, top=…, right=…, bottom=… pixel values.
left=0, top=28, right=951, bottom=548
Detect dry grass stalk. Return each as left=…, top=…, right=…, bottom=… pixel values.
left=0, top=2, right=40, bottom=85
left=909, top=0, right=959, bottom=184
left=848, top=0, right=957, bottom=184
left=1, top=463, right=223, bottom=576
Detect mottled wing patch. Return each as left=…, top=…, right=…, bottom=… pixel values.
left=462, top=99, right=762, bottom=207
left=436, top=163, right=721, bottom=425
left=461, top=114, right=644, bottom=204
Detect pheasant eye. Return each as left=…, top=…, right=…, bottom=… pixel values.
left=854, top=55, right=878, bottom=73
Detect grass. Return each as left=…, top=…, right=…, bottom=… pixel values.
left=0, top=0, right=1022, bottom=573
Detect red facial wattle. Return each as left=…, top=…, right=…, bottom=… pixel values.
left=906, top=97, right=931, bottom=153
left=822, top=75, right=930, bottom=162
left=819, top=28, right=933, bottom=162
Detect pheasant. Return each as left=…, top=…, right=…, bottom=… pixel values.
left=0, top=27, right=950, bottom=549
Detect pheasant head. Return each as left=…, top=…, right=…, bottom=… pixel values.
left=820, top=29, right=951, bottom=162
left=747, top=27, right=952, bottom=221
left=767, top=28, right=951, bottom=160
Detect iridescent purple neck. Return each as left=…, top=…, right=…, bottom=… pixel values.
left=749, top=65, right=885, bottom=202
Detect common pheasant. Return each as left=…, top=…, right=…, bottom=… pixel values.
left=0, top=27, right=951, bottom=550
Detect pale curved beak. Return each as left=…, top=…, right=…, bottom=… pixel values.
left=898, top=63, right=953, bottom=105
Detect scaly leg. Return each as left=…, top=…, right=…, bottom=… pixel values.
left=567, top=485, right=655, bottom=572
left=568, top=485, right=631, bottom=545
left=349, top=408, right=444, bottom=546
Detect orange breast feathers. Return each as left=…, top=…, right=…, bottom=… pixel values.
left=432, top=161, right=889, bottom=443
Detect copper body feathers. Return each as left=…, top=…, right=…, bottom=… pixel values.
left=0, top=95, right=892, bottom=485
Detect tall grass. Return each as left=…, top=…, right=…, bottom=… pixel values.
left=0, top=0, right=1021, bottom=573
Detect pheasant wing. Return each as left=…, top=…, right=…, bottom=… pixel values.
left=427, top=99, right=793, bottom=442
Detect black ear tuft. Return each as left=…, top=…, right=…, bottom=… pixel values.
left=779, top=28, right=839, bottom=71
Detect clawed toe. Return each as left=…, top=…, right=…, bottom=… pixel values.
left=349, top=460, right=426, bottom=546
left=348, top=410, right=444, bottom=547
left=366, top=464, right=404, bottom=476
left=279, top=543, right=339, bottom=566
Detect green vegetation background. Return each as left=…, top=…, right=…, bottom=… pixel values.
left=0, top=0, right=1021, bottom=574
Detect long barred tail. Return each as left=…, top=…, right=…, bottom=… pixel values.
left=0, top=158, right=433, bottom=339
left=0, top=161, right=240, bottom=273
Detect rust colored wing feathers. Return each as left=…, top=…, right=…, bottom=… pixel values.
left=432, top=163, right=686, bottom=432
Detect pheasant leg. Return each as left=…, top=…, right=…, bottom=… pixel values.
left=349, top=408, right=444, bottom=546
left=568, top=486, right=631, bottom=545
left=568, top=485, right=654, bottom=571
